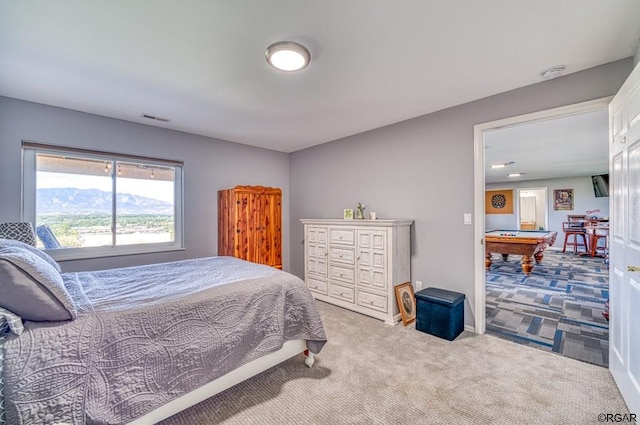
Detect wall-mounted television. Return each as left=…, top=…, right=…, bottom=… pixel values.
left=592, top=174, right=609, bottom=198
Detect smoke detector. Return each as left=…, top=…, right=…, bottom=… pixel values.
left=541, top=65, right=566, bottom=80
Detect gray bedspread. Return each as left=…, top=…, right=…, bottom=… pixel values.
left=0, top=323, right=6, bottom=425
left=3, top=256, right=326, bottom=424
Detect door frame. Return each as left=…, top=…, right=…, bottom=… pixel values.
left=473, top=96, right=613, bottom=334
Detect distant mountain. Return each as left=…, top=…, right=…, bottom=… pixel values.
left=37, top=188, right=173, bottom=215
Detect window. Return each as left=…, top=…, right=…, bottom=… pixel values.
left=22, top=142, right=184, bottom=259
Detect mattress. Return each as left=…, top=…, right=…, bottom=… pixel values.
left=3, top=256, right=326, bottom=424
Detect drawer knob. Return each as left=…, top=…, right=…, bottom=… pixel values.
left=369, top=300, right=374, bottom=305
left=340, top=273, right=345, bottom=277
left=339, top=253, right=343, bottom=258
left=340, top=292, right=344, bottom=296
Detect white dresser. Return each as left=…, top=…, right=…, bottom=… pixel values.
left=301, top=219, right=413, bottom=325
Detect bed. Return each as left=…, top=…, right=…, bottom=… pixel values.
left=0, top=240, right=326, bottom=425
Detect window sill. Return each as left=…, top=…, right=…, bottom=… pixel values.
left=46, top=244, right=185, bottom=262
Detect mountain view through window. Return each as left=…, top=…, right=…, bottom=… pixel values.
left=35, top=154, right=175, bottom=249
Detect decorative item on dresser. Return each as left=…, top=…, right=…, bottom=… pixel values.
left=218, top=186, right=282, bottom=269
left=301, top=219, right=413, bottom=325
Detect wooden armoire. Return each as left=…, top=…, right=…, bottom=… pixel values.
left=218, top=186, right=282, bottom=269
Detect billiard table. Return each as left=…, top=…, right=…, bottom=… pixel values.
left=485, top=229, right=558, bottom=275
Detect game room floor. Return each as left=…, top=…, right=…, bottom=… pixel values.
left=485, top=249, right=609, bottom=367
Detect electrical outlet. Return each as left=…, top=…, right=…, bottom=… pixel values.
left=415, top=280, right=423, bottom=291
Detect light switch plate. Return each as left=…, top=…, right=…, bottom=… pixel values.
left=464, top=213, right=472, bottom=225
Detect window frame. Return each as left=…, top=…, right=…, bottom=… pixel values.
left=22, top=141, right=184, bottom=260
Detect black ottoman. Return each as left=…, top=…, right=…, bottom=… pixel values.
left=415, top=287, right=465, bottom=341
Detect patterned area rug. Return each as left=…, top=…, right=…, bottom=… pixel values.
left=485, top=249, right=609, bottom=367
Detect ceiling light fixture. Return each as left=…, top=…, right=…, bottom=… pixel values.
left=490, top=161, right=514, bottom=169
left=541, top=65, right=566, bottom=80
left=508, top=173, right=522, bottom=177
left=265, top=41, right=310, bottom=72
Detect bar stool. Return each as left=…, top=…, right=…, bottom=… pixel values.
left=562, top=221, right=588, bottom=254
left=585, top=227, right=609, bottom=257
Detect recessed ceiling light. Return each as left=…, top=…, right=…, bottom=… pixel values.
left=508, top=173, right=522, bottom=177
left=265, top=41, right=310, bottom=72
left=490, top=161, right=514, bottom=169
left=541, top=65, right=566, bottom=80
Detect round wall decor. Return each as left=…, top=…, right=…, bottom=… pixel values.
left=491, top=193, right=506, bottom=209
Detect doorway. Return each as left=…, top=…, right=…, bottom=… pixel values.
left=517, top=187, right=547, bottom=231
left=474, top=97, right=612, bottom=333
left=482, top=109, right=610, bottom=365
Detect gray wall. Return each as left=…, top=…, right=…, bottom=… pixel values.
left=0, top=97, right=291, bottom=272
left=0, top=58, right=632, bottom=328
left=289, top=58, right=632, bottom=328
left=486, top=176, right=610, bottom=239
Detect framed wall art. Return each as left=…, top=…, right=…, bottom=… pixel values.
left=343, top=209, right=354, bottom=219
left=485, top=189, right=514, bottom=214
left=553, top=189, right=574, bottom=211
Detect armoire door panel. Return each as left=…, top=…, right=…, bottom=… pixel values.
left=218, top=186, right=282, bottom=269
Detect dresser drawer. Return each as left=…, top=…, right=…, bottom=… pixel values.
left=357, top=290, right=387, bottom=313
left=330, top=228, right=355, bottom=245
left=307, top=277, right=328, bottom=295
left=329, top=264, right=355, bottom=284
left=330, top=247, right=355, bottom=265
left=329, top=283, right=355, bottom=303
left=307, top=226, right=327, bottom=244
left=307, top=257, right=327, bottom=277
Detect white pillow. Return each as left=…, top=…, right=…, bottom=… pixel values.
left=0, top=238, right=62, bottom=272
left=0, top=246, right=77, bottom=321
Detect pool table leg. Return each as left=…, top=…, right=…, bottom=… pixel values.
left=521, top=255, right=533, bottom=275
left=485, top=252, right=492, bottom=270
left=533, top=251, right=544, bottom=264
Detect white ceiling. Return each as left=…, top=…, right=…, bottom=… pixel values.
left=484, top=110, right=609, bottom=184
left=1, top=1, right=639, bottom=153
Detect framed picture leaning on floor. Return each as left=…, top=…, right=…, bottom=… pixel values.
left=394, top=282, right=416, bottom=326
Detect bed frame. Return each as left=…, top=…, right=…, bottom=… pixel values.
left=128, top=340, right=314, bottom=424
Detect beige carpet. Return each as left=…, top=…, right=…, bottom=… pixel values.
left=161, top=301, right=629, bottom=425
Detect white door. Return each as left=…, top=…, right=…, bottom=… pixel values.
left=519, top=195, right=536, bottom=228
left=608, top=60, right=640, bottom=413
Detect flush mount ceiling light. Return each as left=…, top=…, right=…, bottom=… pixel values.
left=265, top=41, right=310, bottom=72
left=541, top=65, right=566, bottom=80
left=508, top=173, right=523, bottom=177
